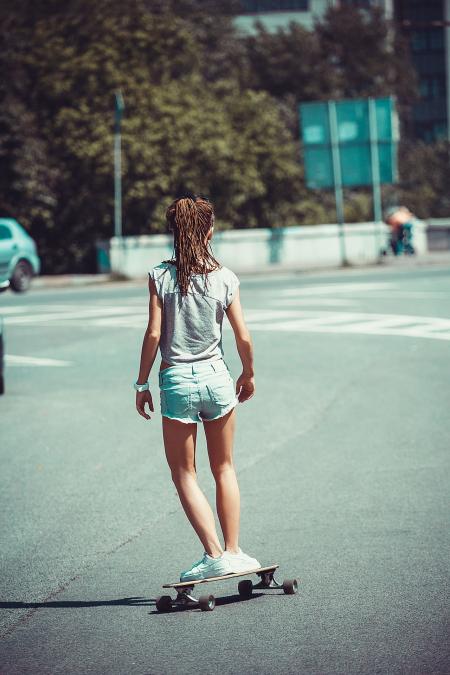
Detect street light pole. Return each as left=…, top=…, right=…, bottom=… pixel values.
left=368, top=97, right=383, bottom=261
left=328, top=100, right=349, bottom=267
left=114, top=90, right=125, bottom=239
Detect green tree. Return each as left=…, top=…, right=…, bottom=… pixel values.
left=0, top=0, right=306, bottom=272
left=315, top=5, right=417, bottom=106
left=1, top=1, right=441, bottom=275
left=243, top=21, right=335, bottom=103
left=0, top=6, right=58, bottom=232
left=242, top=5, right=417, bottom=137
left=394, top=140, right=450, bottom=218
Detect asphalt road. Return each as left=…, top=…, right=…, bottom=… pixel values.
left=1, top=264, right=449, bottom=675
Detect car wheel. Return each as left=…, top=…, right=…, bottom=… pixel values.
left=10, top=260, right=33, bottom=293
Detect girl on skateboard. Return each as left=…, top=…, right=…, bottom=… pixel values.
left=135, top=195, right=260, bottom=582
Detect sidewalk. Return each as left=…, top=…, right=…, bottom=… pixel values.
left=32, top=273, right=122, bottom=289
left=378, top=250, right=450, bottom=269
left=31, top=251, right=450, bottom=289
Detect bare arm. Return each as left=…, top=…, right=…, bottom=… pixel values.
left=225, top=288, right=255, bottom=402
left=135, top=276, right=162, bottom=420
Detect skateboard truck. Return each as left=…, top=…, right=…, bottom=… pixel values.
left=173, top=586, right=214, bottom=611
left=252, top=568, right=283, bottom=590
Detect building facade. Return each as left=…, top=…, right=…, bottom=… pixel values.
left=236, top=0, right=450, bottom=142
left=395, top=0, right=450, bottom=141
left=235, top=1, right=393, bottom=33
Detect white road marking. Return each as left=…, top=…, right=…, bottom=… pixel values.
left=277, top=298, right=358, bottom=306
left=277, top=290, right=449, bottom=300
left=280, top=282, right=394, bottom=295
left=2, top=297, right=450, bottom=342
left=356, top=291, right=450, bottom=299
left=4, top=306, right=139, bottom=325
left=0, top=306, right=32, bottom=314
left=5, top=355, right=73, bottom=366
left=245, top=310, right=450, bottom=342
left=91, top=316, right=146, bottom=327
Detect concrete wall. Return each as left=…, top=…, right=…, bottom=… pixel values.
left=426, top=218, right=450, bottom=251
left=109, top=220, right=428, bottom=278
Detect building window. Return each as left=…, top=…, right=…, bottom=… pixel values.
left=339, top=0, right=375, bottom=7
left=239, top=0, right=309, bottom=12
left=411, top=28, right=444, bottom=53
left=417, top=121, right=448, bottom=142
left=396, top=1, right=443, bottom=24
left=419, top=75, right=446, bottom=100
left=411, top=30, right=428, bottom=52
left=429, top=28, right=444, bottom=51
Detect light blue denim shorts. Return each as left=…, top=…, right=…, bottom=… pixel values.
left=158, top=358, right=239, bottom=424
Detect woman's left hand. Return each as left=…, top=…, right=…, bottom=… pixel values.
left=136, top=390, right=154, bottom=420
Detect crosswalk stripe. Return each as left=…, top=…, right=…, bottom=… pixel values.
left=4, top=307, right=139, bottom=325
left=2, top=302, right=450, bottom=341
left=246, top=316, right=450, bottom=341
left=277, top=283, right=449, bottom=300
left=280, top=282, right=394, bottom=296
left=5, top=355, right=72, bottom=366
left=277, top=298, right=358, bottom=306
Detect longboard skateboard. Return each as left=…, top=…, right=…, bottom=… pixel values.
left=156, top=564, right=298, bottom=612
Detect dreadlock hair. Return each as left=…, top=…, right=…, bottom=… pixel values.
left=164, top=195, right=222, bottom=297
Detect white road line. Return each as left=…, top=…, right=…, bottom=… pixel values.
left=1, top=303, right=108, bottom=314
left=2, top=302, right=450, bottom=342
left=245, top=309, right=450, bottom=323
left=91, top=316, right=146, bottom=327
left=277, top=298, right=358, bottom=306
left=347, top=317, right=450, bottom=331
left=0, top=306, right=31, bottom=314
left=247, top=322, right=450, bottom=341
left=5, top=355, right=73, bottom=366
left=280, top=282, right=394, bottom=296
left=276, top=290, right=449, bottom=300
left=245, top=310, right=450, bottom=342
left=4, top=307, right=139, bottom=325
left=356, top=291, right=450, bottom=299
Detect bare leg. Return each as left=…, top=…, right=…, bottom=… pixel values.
left=204, top=407, right=240, bottom=554
left=162, top=416, right=223, bottom=557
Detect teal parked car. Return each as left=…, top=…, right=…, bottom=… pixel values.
left=0, top=218, right=41, bottom=293
left=0, top=315, right=4, bottom=395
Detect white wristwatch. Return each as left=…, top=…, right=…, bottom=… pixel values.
left=134, top=381, right=149, bottom=392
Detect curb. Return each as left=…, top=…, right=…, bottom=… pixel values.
left=32, top=274, right=118, bottom=289
left=30, top=254, right=450, bottom=289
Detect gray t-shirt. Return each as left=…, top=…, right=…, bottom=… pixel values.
left=148, top=261, right=240, bottom=365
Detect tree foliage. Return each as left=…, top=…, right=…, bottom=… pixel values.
left=395, top=140, right=450, bottom=218
left=0, top=0, right=441, bottom=273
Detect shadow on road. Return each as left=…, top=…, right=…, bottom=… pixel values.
left=0, top=596, right=153, bottom=609
left=1, top=591, right=273, bottom=614
left=149, top=592, right=268, bottom=614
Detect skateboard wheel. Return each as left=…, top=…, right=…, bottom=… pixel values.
left=238, top=579, right=253, bottom=598
left=198, top=594, right=215, bottom=611
left=282, top=579, right=298, bottom=595
left=156, top=595, right=173, bottom=612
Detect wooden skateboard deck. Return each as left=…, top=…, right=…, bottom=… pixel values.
left=163, top=564, right=279, bottom=589
left=156, top=564, right=298, bottom=612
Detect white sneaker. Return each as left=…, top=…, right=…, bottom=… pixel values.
left=180, top=552, right=233, bottom=582
left=222, top=547, right=261, bottom=573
